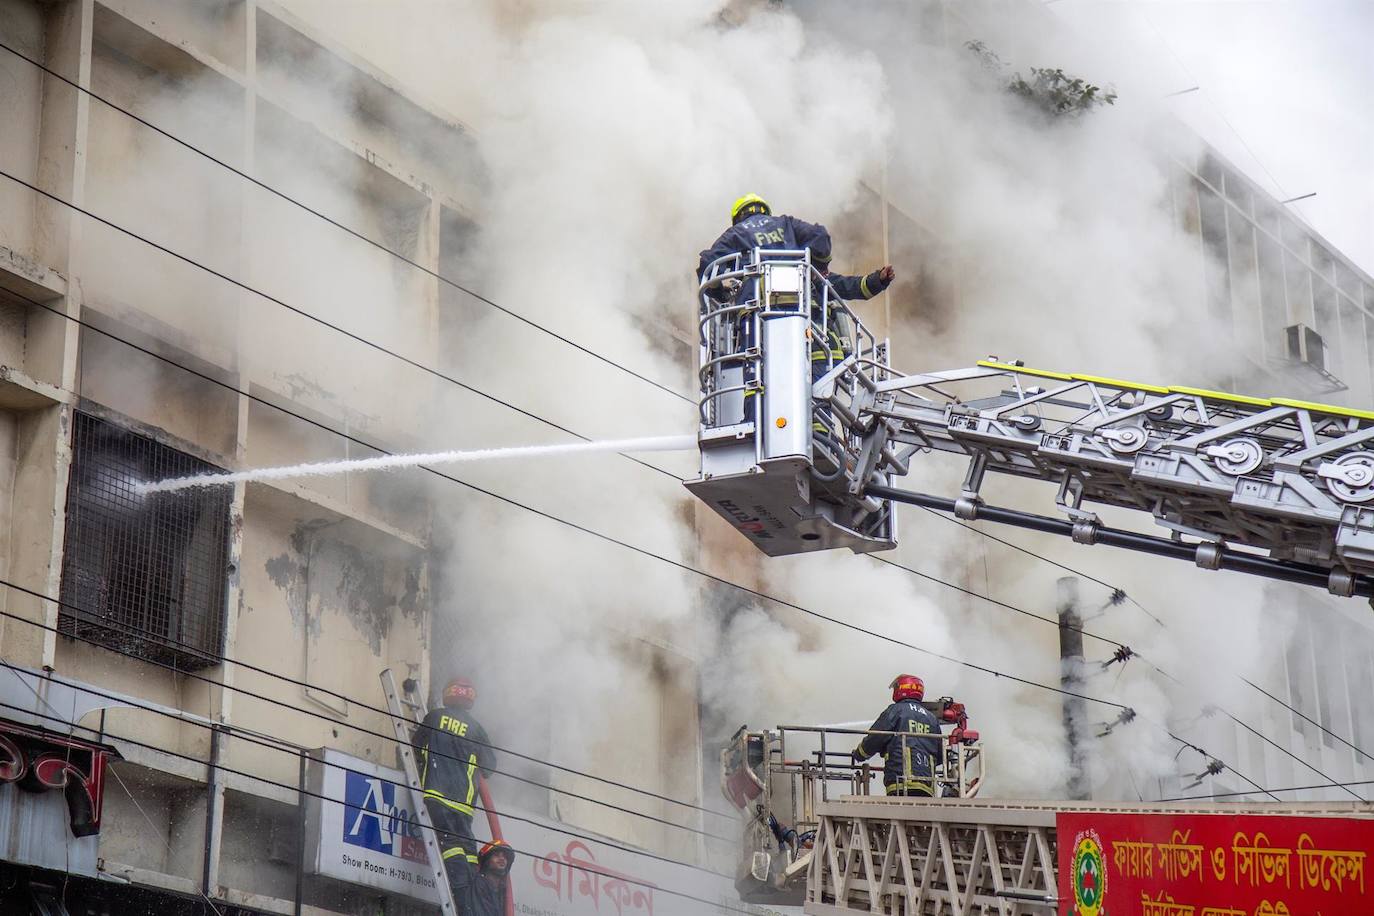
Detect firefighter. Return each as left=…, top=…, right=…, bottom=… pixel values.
left=413, top=677, right=495, bottom=897
left=824, top=265, right=895, bottom=305
left=697, top=195, right=833, bottom=421
left=851, top=674, right=943, bottom=797
left=695, top=194, right=833, bottom=283
left=811, top=266, right=896, bottom=381
left=458, top=839, right=515, bottom=916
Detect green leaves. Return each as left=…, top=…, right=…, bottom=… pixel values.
left=964, top=41, right=1118, bottom=119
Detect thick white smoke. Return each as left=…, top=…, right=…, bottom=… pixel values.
left=85, top=0, right=1344, bottom=850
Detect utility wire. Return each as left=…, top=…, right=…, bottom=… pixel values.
left=1162, top=779, right=1374, bottom=804
left=2, top=283, right=1298, bottom=804
left=6, top=668, right=230, bottom=916
left=0, top=39, right=693, bottom=408
left=1241, top=675, right=1373, bottom=763
left=0, top=167, right=682, bottom=486
left=0, top=669, right=732, bottom=878
left=0, top=114, right=1301, bottom=802
left=1147, top=662, right=1363, bottom=802
left=870, top=554, right=1125, bottom=648
left=0, top=596, right=732, bottom=839
left=0, top=697, right=753, bottom=915
left=0, top=278, right=1132, bottom=718
left=0, top=281, right=1137, bottom=810
left=915, top=506, right=1167, bottom=627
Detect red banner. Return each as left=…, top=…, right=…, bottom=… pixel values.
left=1057, top=811, right=1373, bottom=916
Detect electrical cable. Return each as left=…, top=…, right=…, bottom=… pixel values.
left=913, top=505, right=1167, bottom=627
left=0, top=280, right=1141, bottom=813
left=0, top=596, right=733, bottom=840
left=870, top=554, right=1125, bottom=648
left=0, top=696, right=754, bottom=915
left=0, top=666, right=733, bottom=878
left=0, top=122, right=1310, bottom=806
left=0, top=177, right=1196, bottom=700
left=0, top=167, right=682, bottom=487
left=1239, top=675, right=1373, bottom=762
left=0, top=16, right=1330, bottom=848
left=1, top=282, right=1302, bottom=805
left=1161, top=779, right=1374, bottom=804
left=0, top=282, right=1134, bottom=720
left=1143, top=665, right=1362, bottom=802
left=0, top=39, right=694, bottom=408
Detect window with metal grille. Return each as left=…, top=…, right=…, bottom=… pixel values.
left=58, top=412, right=232, bottom=670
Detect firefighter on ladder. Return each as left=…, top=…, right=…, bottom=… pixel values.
left=851, top=674, right=943, bottom=797
left=413, top=677, right=496, bottom=903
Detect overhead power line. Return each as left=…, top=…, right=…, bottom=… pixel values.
left=0, top=39, right=692, bottom=407
left=0, top=167, right=681, bottom=486
left=0, top=695, right=752, bottom=916
left=0, top=282, right=1142, bottom=788
left=0, top=56, right=1303, bottom=803
left=0, top=594, right=730, bottom=838
left=0, top=229, right=1301, bottom=804
left=0, top=282, right=1145, bottom=793
left=1162, top=778, right=1374, bottom=804
left=0, top=668, right=731, bottom=877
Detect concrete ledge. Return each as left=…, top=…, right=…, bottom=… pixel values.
left=0, top=365, right=69, bottom=410
left=0, top=245, right=67, bottom=302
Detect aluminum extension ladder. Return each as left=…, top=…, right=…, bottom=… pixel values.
left=381, top=667, right=459, bottom=916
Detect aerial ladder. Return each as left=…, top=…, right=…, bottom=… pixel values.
left=691, top=251, right=1374, bottom=915
left=688, top=250, right=1374, bottom=599
left=721, top=699, right=984, bottom=906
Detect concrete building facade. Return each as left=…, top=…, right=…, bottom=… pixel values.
left=1, top=0, right=1372, bottom=914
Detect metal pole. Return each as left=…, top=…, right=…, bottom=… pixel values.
left=865, top=484, right=1374, bottom=596
left=202, top=724, right=221, bottom=899
left=1058, top=577, right=1089, bottom=801
left=295, top=750, right=307, bottom=915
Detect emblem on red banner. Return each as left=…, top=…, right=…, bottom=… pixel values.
left=1070, top=828, right=1108, bottom=916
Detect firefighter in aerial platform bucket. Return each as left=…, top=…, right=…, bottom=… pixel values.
left=412, top=677, right=496, bottom=898
left=697, top=194, right=833, bottom=421
left=459, top=839, right=516, bottom=916
left=851, top=674, right=943, bottom=797
left=814, top=264, right=894, bottom=378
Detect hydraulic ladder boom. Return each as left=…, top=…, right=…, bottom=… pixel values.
left=687, top=252, right=1374, bottom=598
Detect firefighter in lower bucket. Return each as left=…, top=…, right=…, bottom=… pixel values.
left=413, top=677, right=496, bottom=900
left=852, top=674, right=943, bottom=797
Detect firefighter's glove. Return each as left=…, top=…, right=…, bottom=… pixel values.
left=866, top=266, right=895, bottom=293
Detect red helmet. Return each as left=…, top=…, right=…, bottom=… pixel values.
left=890, top=674, right=924, bottom=702
left=443, top=677, right=476, bottom=709
left=479, top=839, right=515, bottom=876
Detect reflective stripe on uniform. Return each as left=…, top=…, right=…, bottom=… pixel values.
left=442, top=846, right=480, bottom=864
left=424, top=789, right=474, bottom=815
left=886, top=779, right=934, bottom=795
left=859, top=274, right=872, bottom=299
left=464, top=753, right=478, bottom=809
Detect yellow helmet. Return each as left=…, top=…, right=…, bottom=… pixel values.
left=730, top=193, right=771, bottom=223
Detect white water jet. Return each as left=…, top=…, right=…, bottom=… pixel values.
left=136, top=434, right=697, bottom=495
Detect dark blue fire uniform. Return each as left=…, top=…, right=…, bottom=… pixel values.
left=412, top=706, right=495, bottom=890
left=853, top=699, right=943, bottom=797
left=696, top=213, right=832, bottom=280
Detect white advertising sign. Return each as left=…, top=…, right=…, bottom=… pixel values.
left=304, top=747, right=441, bottom=902
left=305, top=748, right=799, bottom=916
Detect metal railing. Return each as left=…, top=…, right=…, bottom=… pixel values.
left=696, top=249, right=879, bottom=432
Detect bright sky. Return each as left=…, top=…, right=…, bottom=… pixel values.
left=1049, top=0, right=1374, bottom=278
